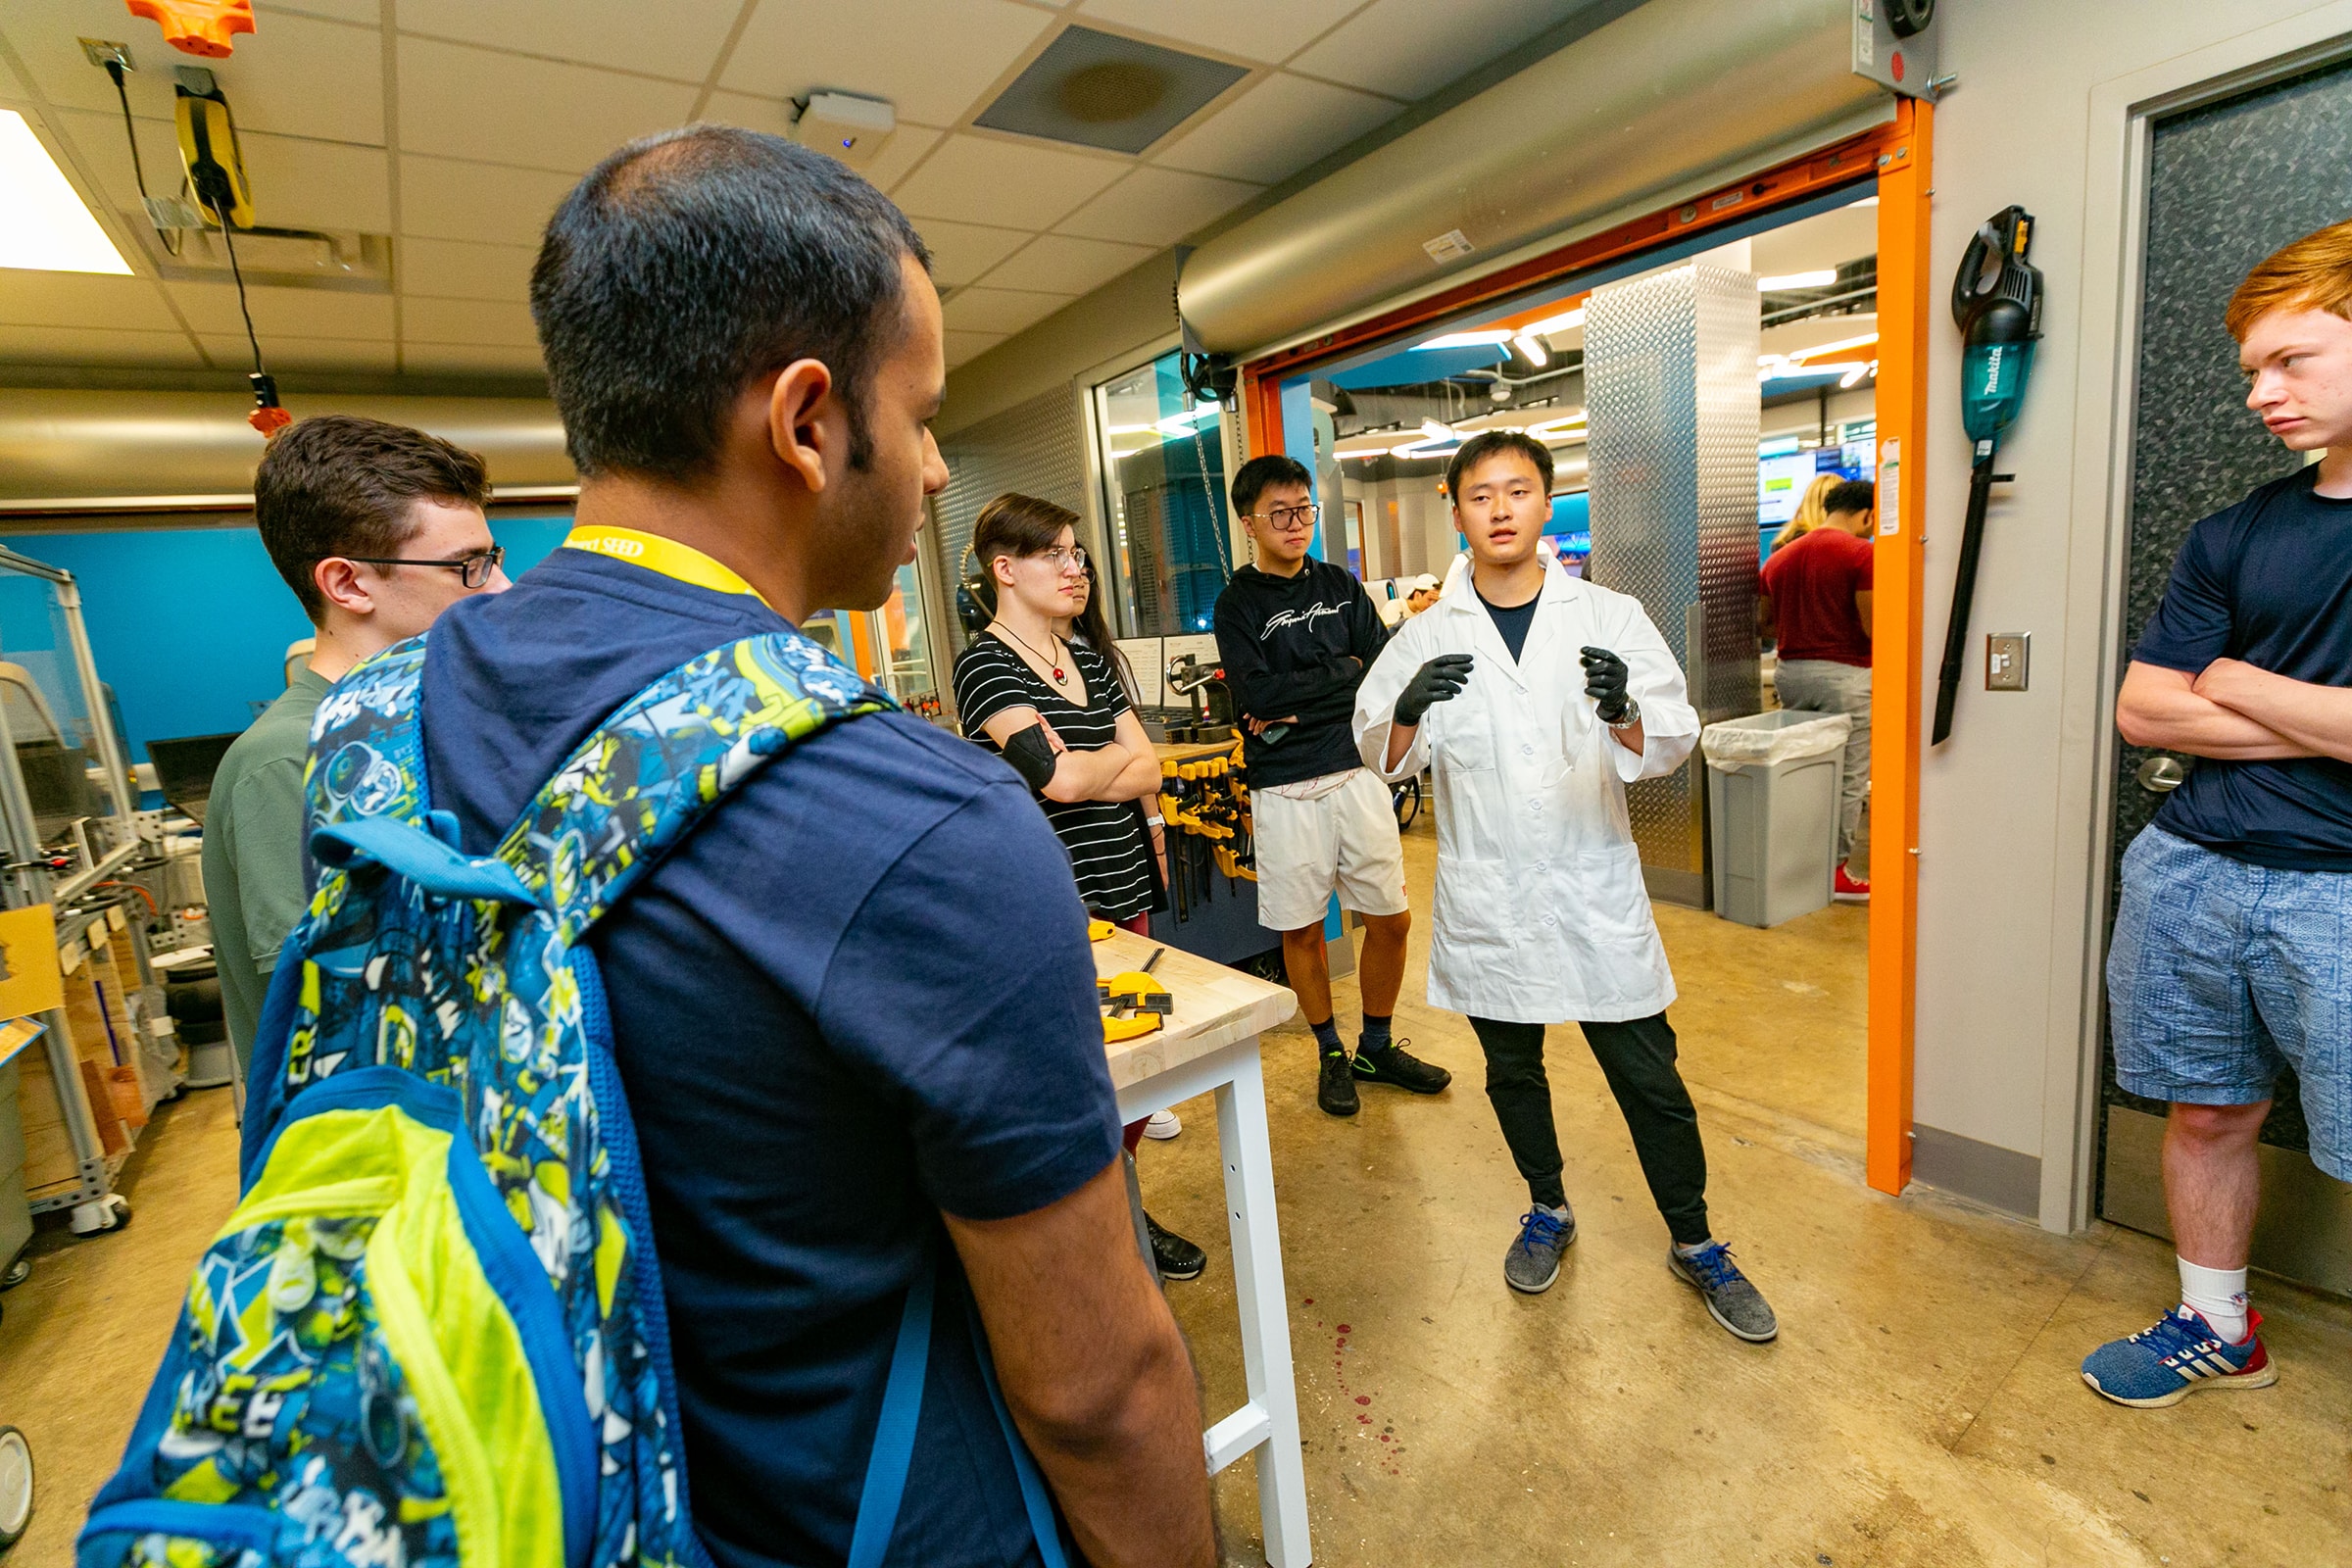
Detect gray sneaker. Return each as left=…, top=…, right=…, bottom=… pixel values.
left=1503, top=1203, right=1576, bottom=1294
left=1668, top=1242, right=1778, bottom=1342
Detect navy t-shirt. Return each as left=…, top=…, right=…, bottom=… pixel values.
left=2133, top=466, right=2352, bottom=870
left=418, top=548, right=1122, bottom=1568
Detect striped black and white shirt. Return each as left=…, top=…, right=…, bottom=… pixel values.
left=953, top=634, right=1159, bottom=923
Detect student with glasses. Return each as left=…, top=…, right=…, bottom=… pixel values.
left=205, top=414, right=511, bottom=1090
left=951, top=493, right=1207, bottom=1283
left=1212, top=455, right=1450, bottom=1117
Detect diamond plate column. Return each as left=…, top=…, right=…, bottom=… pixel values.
left=1584, top=261, right=1761, bottom=907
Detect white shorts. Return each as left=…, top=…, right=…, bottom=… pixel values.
left=1252, top=767, right=1409, bottom=932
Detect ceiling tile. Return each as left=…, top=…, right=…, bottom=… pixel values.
left=0, top=322, right=202, bottom=368
left=977, top=233, right=1154, bottom=296
left=171, top=282, right=397, bottom=339
left=1055, top=165, right=1259, bottom=247
left=3, top=2, right=381, bottom=143
left=399, top=156, right=581, bottom=246
left=396, top=0, right=738, bottom=82
left=51, top=108, right=389, bottom=247
left=398, top=236, right=536, bottom=302
left=1075, top=0, right=1365, bottom=64
left=199, top=334, right=398, bottom=370
left=942, top=286, right=1069, bottom=336
left=230, top=130, right=394, bottom=233
left=720, top=0, right=1054, bottom=126
left=402, top=296, right=540, bottom=347
left=397, top=38, right=699, bottom=173
left=699, top=92, right=946, bottom=193
left=1291, top=0, right=1600, bottom=101
left=944, top=328, right=1005, bottom=368
left=0, top=271, right=181, bottom=331
left=893, top=134, right=1122, bottom=230
left=258, top=0, right=383, bottom=23
left=912, top=219, right=1030, bottom=288
left=401, top=340, right=548, bottom=373
left=1152, top=71, right=1397, bottom=185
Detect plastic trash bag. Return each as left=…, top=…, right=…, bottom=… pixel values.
left=1699, top=710, right=1852, bottom=771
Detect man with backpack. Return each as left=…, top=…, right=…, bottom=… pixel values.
left=344, top=129, right=1206, bottom=1566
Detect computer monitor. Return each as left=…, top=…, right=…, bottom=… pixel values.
left=146, top=733, right=242, bottom=827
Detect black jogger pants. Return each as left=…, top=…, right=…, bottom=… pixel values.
left=1467, top=1011, right=1711, bottom=1247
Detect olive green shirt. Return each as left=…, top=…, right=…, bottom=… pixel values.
left=201, top=666, right=332, bottom=1077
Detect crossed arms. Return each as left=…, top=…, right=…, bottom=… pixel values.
left=2118, top=660, right=2352, bottom=763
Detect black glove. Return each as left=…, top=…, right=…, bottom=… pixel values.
left=1579, top=646, right=1632, bottom=723
left=1395, top=654, right=1476, bottom=726
left=1001, top=722, right=1060, bottom=793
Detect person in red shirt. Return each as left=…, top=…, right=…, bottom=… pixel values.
left=1759, top=477, right=1875, bottom=901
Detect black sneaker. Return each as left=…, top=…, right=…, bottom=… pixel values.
left=1148, top=1214, right=1205, bottom=1281
left=1317, top=1049, right=1360, bottom=1116
left=1351, top=1038, right=1451, bottom=1094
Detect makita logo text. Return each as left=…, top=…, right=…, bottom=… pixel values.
left=1260, top=603, right=1344, bottom=639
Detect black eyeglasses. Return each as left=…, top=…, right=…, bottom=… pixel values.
left=1252, top=503, right=1321, bottom=532
left=335, top=545, right=506, bottom=589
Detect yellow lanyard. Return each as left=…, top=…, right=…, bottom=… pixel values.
left=561, top=525, right=771, bottom=608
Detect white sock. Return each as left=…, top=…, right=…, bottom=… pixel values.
left=2178, top=1257, right=2251, bottom=1343
left=1673, top=1238, right=1714, bottom=1257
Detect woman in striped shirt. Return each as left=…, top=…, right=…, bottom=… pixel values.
left=954, top=494, right=1202, bottom=1283
left=953, top=495, right=1163, bottom=926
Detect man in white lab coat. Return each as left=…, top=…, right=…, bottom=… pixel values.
left=1353, top=430, right=1777, bottom=1343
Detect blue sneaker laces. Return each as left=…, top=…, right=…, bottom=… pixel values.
left=1679, top=1241, right=1742, bottom=1290
left=1517, top=1208, right=1569, bottom=1250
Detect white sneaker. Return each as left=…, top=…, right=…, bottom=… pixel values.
left=1144, top=1108, right=1181, bottom=1140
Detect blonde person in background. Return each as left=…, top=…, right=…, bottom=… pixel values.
left=1772, top=472, right=1841, bottom=553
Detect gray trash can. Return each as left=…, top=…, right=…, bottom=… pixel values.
left=1700, top=710, right=1852, bottom=928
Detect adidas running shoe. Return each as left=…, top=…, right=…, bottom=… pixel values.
left=2081, top=1305, right=2275, bottom=1408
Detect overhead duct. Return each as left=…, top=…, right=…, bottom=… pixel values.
left=1177, top=0, right=1892, bottom=357
left=0, top=389, right=572, bottom=514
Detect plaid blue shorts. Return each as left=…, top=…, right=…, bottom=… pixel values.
left=2107, top=824, right=2352, bottom=1179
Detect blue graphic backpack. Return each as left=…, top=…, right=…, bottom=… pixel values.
left=81, top=628, right=1069, bottom=1568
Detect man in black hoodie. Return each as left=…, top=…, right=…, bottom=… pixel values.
left=1213, top=455, right=1451, bottom=1116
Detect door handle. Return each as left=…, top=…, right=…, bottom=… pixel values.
left=2135, top=755, right=2188, bottom=794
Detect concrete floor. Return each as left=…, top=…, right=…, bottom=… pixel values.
left=5, top=820, right=2348, bottom=1565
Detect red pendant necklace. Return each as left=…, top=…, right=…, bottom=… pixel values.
left=996, top=623, right=1070, bottom=688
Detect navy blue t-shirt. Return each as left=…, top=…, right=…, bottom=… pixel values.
left=2134, top=466, right=2352, bottom=870
left=419, top=548, right=1121, bottom=1568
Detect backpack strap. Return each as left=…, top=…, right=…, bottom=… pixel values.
left=494, top=630, right=894, bottom=943
left=303, top=634, right=433, bottom=832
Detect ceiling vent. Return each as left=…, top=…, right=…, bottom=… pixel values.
left=974, top=26, right=1247, bottom=156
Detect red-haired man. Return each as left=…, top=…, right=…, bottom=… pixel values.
left=2086, top=219, right=2352, bottom=1407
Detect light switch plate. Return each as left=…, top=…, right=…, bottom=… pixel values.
left=1985, top=632, right=2030, bottom=692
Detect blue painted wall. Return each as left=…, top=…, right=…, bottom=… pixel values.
left=5, top=516, right=573, bottom=761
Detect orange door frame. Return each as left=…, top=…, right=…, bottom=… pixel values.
left=1240, top=100, right=1931, bottom=1198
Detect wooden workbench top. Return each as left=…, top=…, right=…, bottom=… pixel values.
left=1094, top=928, right=1295, bottom=1093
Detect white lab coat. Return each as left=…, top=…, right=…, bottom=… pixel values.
left=1352, top=556, right=1698, bottom=1024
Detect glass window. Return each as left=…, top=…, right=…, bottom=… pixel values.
left=1095, top=352, right=1231, bottom=637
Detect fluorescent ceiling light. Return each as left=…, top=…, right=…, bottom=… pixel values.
left=1838, top=363, right=1869, bottom=389
left=1415, top=330, right=1514, bottom=350
left=1524, top=414, right=1587, bottom=443
left=1787, top=331, right=1880, bottom=364
left=1513, top=333, right=1549, bottom=368
left=1521, top=306, right=1585, bottom=337
left=0, top=111, right=130, bottom=275
left=1419, top=418, right=1454, bottom=442
left=1757, top=270, right=1838, bottom=291
left=1850, top=194, right=1880, bottom=208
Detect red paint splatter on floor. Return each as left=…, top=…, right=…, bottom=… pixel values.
left=1301, top=1298, right=1313, bottom=1305
left=1354, top=1396, right=1370, bottom=1405
left=1378, top=1434, right=1390, bottom=1443
left=1336, top=1323, right=1351, bottom=1334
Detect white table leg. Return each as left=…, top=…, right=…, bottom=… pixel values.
left=1216, top=1035, right=1311, bottom=1567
